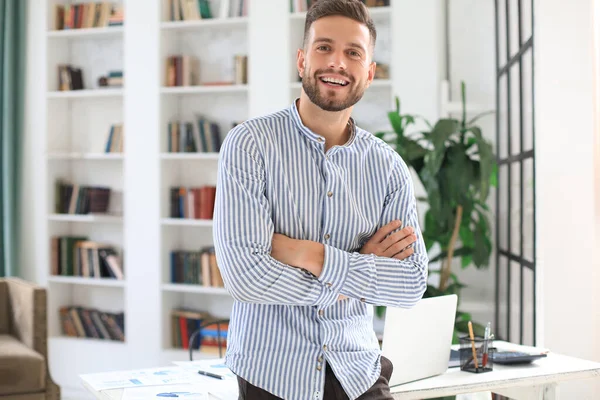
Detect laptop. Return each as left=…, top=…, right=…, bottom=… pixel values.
left=381, top=294, right=458, bottom=386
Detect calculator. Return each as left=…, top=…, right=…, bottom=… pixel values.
left=491, top=350, right=548, bottom=365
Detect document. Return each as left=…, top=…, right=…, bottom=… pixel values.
left=80, top=367, right=203, bottom=391
left=172, top=358, right=236, bottom=380
left=122, top=384, right=209, bottom=400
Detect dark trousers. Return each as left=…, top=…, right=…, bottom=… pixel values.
left=237, top=356, right=394, bottom=399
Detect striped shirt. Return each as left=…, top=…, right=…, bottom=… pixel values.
left=213, top=99, right=428, bottom=400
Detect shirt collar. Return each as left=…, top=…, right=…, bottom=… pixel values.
left=290, top=98, right=357, bottom=148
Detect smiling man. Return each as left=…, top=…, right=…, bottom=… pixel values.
left=213, top=1, right=429, bottom=399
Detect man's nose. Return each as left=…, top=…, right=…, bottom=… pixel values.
left=327, top=52, right=347, bottom=70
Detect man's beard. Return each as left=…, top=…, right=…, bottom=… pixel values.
left=301, top=69, right=365, bottom=112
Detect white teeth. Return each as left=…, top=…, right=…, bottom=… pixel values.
left=321, top=77, right=348, bottom=86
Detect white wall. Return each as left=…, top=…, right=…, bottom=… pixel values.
left=535, top=0, right=600, bottom=398
left=22, top=0, right=46, bottom=285
left=447, top=0, right=496, bottom=326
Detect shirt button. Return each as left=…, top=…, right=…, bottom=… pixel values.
left=317, top=137, right=324, bottom=142
left=360, top=298, right=366, bottom=302
left=324, top=234, right=330, bottom=240
left=326, top=282, right=332, bottom=287
left=323, top=345, right=328, bottom=351
left=318, top=309, right=324, bottom=316
left=327, top=191, right=333, bottom=197
left=318, top=356, right=323, bottom=362
left=316, top=365, right=322, bottom=371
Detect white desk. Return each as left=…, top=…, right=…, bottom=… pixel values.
left=81, top=342, right=600, bottom=400
left=390, top=341, right=600, bottom=399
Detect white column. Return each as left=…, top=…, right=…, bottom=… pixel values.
left=248, top=0, right=290, bottom=117
left=535, top=0, right=600, bottom=397
left=124, top=0, right=162, bottom=368
left=390, top=0, right=444, bottom=123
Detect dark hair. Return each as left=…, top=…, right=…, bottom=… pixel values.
left=303, top=0, right=377, bottom=50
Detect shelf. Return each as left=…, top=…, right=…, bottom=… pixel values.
left=161, top=17, right=248, bottom=31
left=48, top=214, right=123, bottom=223
left=47, top=26, right=124, bottom=39
left=160, top=153, right=219, bottom=161
left=290, top=6, right=390, bottom=21
left=290, top=79, right=391, bottom=90
left=161, top=85, right=248, bottom=95
left=50, top=336, right=126, bottom=347
left=47, top=88, right=123, bottom=99
left=162, top=283, right=229, bottom=295
left=161, top=218, right=214, bottom=227
left=47, top=153, right=123, bottom=161
left=48, top=276, right=125, bottom=288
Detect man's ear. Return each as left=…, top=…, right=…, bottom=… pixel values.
left=365, top=61, right=377, bottom=88
left=297, top=48, right=306, bottom=78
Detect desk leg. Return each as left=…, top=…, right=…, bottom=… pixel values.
left=494, top=384, right=557, bottom=400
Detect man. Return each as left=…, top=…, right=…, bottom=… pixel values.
left=213, top=0, right=428, bottom=399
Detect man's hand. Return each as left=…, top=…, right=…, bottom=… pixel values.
left=272, top=234, right=347, bottom=300
left=360, top=220, right=417, bottom=260
left=271, top=234, right=324, bottom=277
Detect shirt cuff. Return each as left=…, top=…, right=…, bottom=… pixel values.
left=317, top=244, right=350, bottom=294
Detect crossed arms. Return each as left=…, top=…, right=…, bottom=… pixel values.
left=212, top=126, right=428, bottom=309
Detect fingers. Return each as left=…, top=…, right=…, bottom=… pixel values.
left=383, top=234, right=416, bottom=258
left=370, top=220, right=402, bottom=243
left=393, top=247, right=415, bottom=260
left=380, top=226, right=415, bottom=250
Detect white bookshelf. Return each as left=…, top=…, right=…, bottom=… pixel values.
left=38, top=0, right=442, bottom=396
left=160, top=16, right=248, bottom=31
left=43, top=0, right=127, bottom=391
left=160, top=84, right=248, bottom=95
left=46, top=88, right=123, bottom=99
left=48, top=275, right=125, bottom=288
left=46, top=152, right=124, bottom=161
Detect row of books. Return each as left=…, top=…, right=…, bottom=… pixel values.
left=165, top=55, right=247, bottom=87
left=55, top=180, right=111, bottom=215
left=98, top=70, right=123, bottom=88
left=290, top=0, right=389, bottom=12
left=167, top=119, right=222, bottom=153
left=60, top=306, right=125, bottom=341
left=52, top=2, right=123, bottom=31
left=58, top=65, right=84, bottom=91
left=170, top=186, right=216, bottom=220
left=171, top=309, right=228, bottom=351
left=105, top=123, right=124, bottom=153
left=166, top=0, right=247, bottom=21
left=50, top=237, right=123, bottom=280
left=170, top=247, right=224, bottom=287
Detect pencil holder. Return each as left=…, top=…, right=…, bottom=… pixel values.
left=459, top=335, right=494, bottom=373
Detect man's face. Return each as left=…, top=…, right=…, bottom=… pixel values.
left=297, top=15, right=376, bottom=112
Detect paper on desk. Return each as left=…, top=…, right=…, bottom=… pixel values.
left=173, top=358, right=236, bottom=380
left=80, top=366, right=204, bottom=391
left=121, top=384, right=209, bottom=400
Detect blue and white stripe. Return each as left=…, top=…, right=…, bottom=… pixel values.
left=213, top=100, right=428, bottom=400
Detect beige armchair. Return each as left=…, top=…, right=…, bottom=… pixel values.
left=0, top=278, right=60, bottom=400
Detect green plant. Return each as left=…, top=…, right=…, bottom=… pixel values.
left=374, top=81, right=497, bottom=342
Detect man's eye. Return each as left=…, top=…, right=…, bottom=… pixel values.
left=317, top=45, right=330, bottom=51
left=349, top=51, right=361, bottom=57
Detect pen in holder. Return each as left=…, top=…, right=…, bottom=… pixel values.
left=459, top=335, right=494, bottom=373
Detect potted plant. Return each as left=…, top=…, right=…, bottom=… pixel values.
left=375, top=81, right=497, bottom=341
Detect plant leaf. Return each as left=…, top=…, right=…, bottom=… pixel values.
left=461, top=254, right=473, bottom=268
left=465, top=126, right=493, bottom=201
left=388, top=111, right=404, bottom=137
left=428, top=247, right=472, bottom=263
